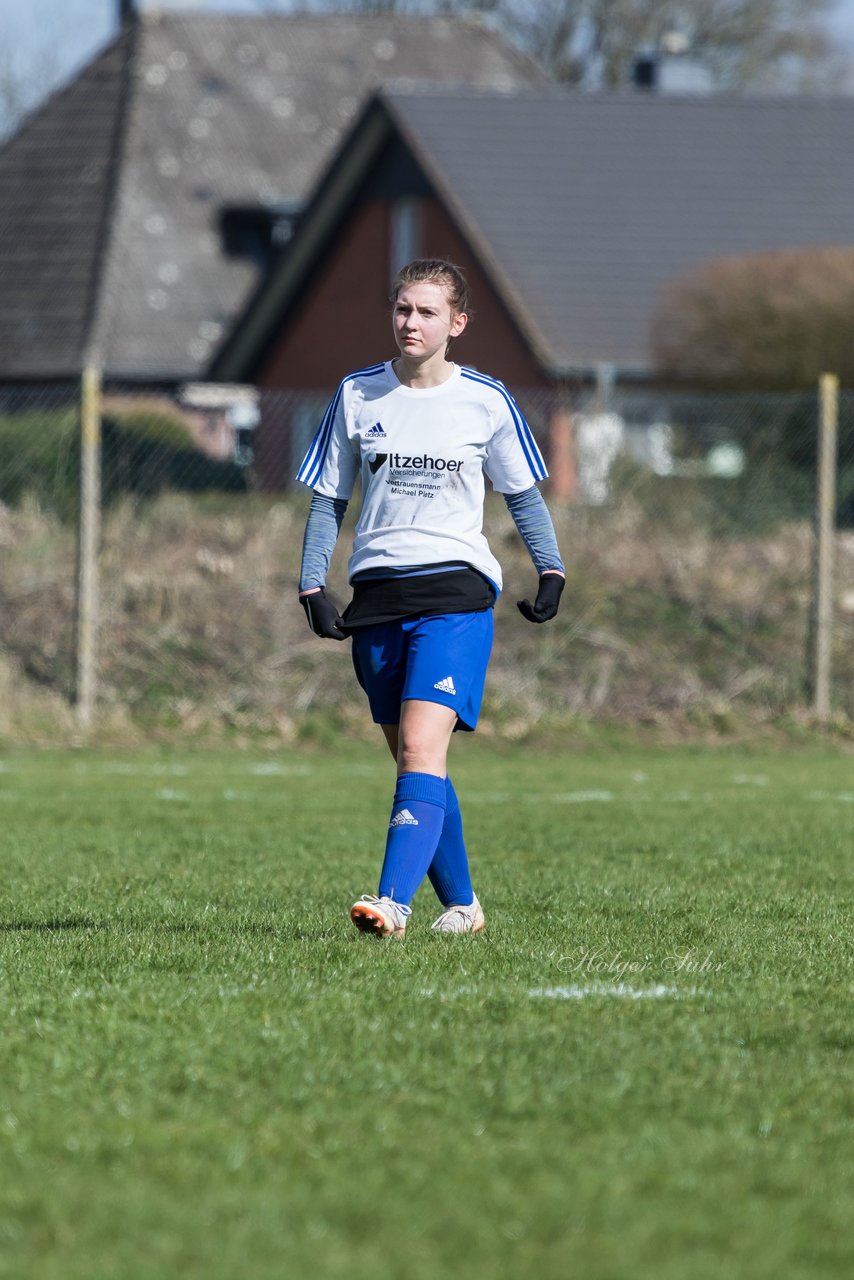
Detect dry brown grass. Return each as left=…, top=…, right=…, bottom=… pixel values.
left=1, top=492, right=852, bottom=747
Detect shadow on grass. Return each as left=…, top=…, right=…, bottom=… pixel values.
left=0, top=916, right=106, bottom=932
left=1, top=917, right=342, bottom=941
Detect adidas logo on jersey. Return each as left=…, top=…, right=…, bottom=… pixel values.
left=433, top=676, right=457, bottom=695
left=366, top=422, right=387, bottom=438
left=390, top=808, right=419, bottom=828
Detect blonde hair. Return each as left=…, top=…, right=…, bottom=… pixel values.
left=391, top=258, right=472, bottom=318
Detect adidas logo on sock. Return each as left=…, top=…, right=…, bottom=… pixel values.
left=433, top=676, right=457, bottom=695
left=390, top=808, right=419, bottom=828
left=366, top=422, right=386, bottom=438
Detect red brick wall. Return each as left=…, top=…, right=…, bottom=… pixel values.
left=257, top=196, right=550, bottom=390
left=419, top=200, right=547, bottom=388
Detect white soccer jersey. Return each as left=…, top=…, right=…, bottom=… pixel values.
left=296, top=361, right=547, bottom=590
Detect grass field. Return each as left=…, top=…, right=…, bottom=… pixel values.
left=1, top=743, right=853, bottom=1279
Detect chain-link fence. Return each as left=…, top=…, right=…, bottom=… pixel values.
left=1, top=375, right=853, bottom=741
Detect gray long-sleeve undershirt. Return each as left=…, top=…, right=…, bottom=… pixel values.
left=298, top=485, right=564, bottom=592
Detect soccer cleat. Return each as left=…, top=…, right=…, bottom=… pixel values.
left=350, top=894, right=411, bottom=937
left=430, top=894, right=485, bottom=934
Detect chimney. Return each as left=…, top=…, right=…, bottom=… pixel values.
left=632, top=32, right=714, bottom=94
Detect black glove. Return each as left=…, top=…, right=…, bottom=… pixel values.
left=517, top=573, right=564, bottom=624
left=300, top=588, right=347, bottom=640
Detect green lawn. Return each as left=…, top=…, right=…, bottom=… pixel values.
left=1, top=744, right=853, bottom=1279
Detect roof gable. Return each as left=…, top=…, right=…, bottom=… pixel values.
left=215, top=85, right=854, bottom=381
left=0, top=27, right=133, bottom=379
left=386, top=88, right=854, bottom=374
left=0, top=12, right=546, bottom=381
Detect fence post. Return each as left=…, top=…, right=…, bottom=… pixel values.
left=810, top=372, right=838, bottom=720
left=76, top=364, right=102, bottom=735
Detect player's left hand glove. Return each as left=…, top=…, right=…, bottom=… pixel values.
left=517, top=573, right=564, bottom=624
left=300, top=588, right=347, bottom=640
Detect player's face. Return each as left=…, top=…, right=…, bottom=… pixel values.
left=392, top=281, right=468, bottom=363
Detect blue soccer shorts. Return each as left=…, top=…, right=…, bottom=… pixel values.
left=350, top=610, right=494, bottom=732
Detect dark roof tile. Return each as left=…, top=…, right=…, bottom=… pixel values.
left=0, top=29, right=132, bottom=378
left=0, top=13, right=546, bottom=380
left=385, top=88, right=854, bottom=372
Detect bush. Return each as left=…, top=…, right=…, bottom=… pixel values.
left=0, top=406, right=80, bottom=520
left=653, top=246, right=854, bottom=391
left=652, top=251, right=854, bottom=523
left=0, top=401, right=246, bottom=519
left=102, top=406, right=246, bottom=503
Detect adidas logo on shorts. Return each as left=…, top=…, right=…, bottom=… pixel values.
left=433, top=676, right=457, bottom=695
left=390, top=808, right=419, bottom=827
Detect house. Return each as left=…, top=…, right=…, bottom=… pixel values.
left=212, top=84, right=854, bottom=391
left=0, top=9, right=547, bottom=386
left=209, top=83, right=854, bottom=493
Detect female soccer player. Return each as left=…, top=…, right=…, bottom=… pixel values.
left=297, top=259, right=564, bottom=936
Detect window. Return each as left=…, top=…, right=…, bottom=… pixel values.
left=390, top=198, right=422, bottom=278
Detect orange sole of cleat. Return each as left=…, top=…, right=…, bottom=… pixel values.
left=350, top=905, right=405, bottom=937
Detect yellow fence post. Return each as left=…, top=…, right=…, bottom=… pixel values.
left=76, top=363, right=102, bottom=736
left=810, top=372, right=838, bottom=720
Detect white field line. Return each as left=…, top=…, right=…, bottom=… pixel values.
left=528, top=984, right=702, bottom=1000
left=418, top=986, right=478, bottom=1000
left=465, top=789, right=721, bottom=804
left=552, top=790, right=616, bottom=803
left=99, top=762, right=190, bottom=777
left=419, top=983, right=701, bottom=1002
left=248, top=762, right=312, bottom=776
left=464, top=790, right=616, bottom=804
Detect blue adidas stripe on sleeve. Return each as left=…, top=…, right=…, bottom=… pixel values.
left=461, top=368, right=547, bottom=483
left=296, top=390, right=339, bottom=489
left=296, top=363, right=386, bottom=489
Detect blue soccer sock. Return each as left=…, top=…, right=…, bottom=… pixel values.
left=427, top=776, right=474, bottom=908
left=378, top=772, right=447, bottom=906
